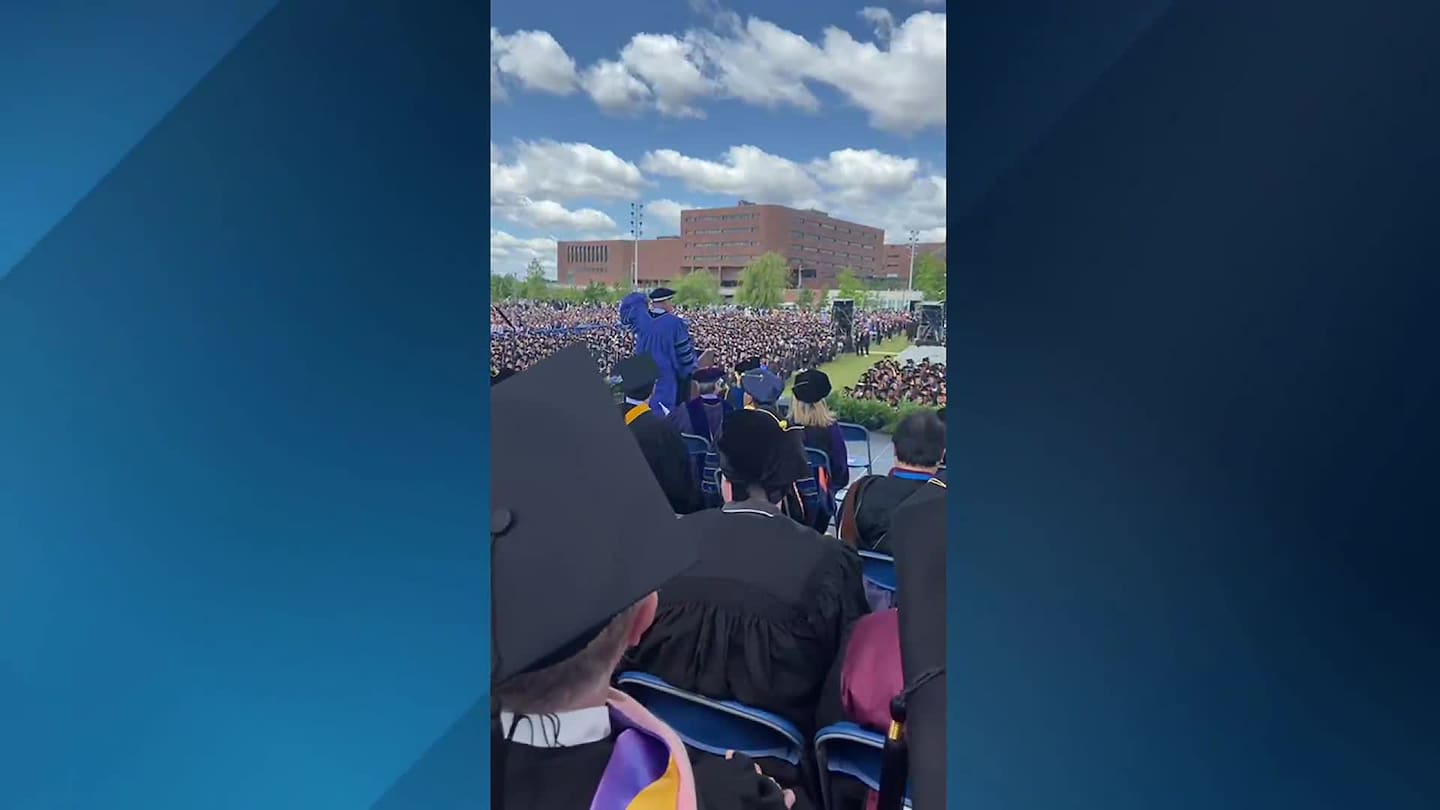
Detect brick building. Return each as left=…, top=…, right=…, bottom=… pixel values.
left=679, top=201, right=885, bottom=291
left=554, top=236, right=684, bottom=288
left=556, top=201, right=892, bottom=293
left=880, top=242, right=948, bottom=281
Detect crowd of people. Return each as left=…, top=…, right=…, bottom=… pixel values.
left=489, top=300, right=947, bottom=405
left=490, top=300, right=860, bottom=385
left=489, top=334, right=947, bottom=810
left=845, top=357, right=948, bottom=409
left=484, top=289, right=948, bottom=809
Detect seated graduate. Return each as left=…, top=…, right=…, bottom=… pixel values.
left=615, top=353, right=702, bottom=515
left=788, top=368, right=851, bottom=494
left=627, top=409, right=871, bottom=786
left=488, top=346, right=801, bottom=810
left=837, top=410, right=946, bottom=553
left=737, top=368, right=819, bottom=527
left=674, top=366, right=733, bottom=444
left=814, top=476, right=945, bottom=810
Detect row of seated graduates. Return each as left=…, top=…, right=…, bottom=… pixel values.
left=612, top=365, right=948, bottom=808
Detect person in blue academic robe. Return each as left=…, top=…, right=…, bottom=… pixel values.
left=628, top=287, right=696, bottom=410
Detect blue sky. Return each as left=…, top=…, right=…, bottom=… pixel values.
left=490, top=0, right=949, bottom=276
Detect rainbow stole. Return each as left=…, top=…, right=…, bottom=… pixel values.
left=590, top=703, right=691, bottom=810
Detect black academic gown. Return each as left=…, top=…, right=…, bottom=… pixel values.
left=849, top=472, right=933, bottom=553
left=626, top=502, right=871, bottom=799
left=500, top=739, right=802, bottom=810
left=622, top=402, right=702, bottom=514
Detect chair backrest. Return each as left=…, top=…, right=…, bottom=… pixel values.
left=700, top=452, right=724, bottom=508
left=681, top=434, right=712, bottom=497
left=814, top=722, right=911, bottom=809
left=803, top=447, right=831, bottom=482
left=836, top=422, right=871, bottom=448
left=680, top=433, right=711, bottom=456
left=857, top=550, right=897, bottom=593
left=614, top=672, right=806, bottom=765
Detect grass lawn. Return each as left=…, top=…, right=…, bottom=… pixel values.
left=785, top=335, right=911, bottom=396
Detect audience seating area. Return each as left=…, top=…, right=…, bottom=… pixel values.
left=617, top=673, right=910, bottom=810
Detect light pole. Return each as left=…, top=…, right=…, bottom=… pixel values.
left=629, top=202, right=644, bottom=290
left=907, top=229, right=919, bottom=294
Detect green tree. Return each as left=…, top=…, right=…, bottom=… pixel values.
left=835, top=267, right=872, bottom=309
left=672, top=269, right=722, bottom=308
left=580, top=281, right=609, bottom=305
left=735, top=252, right=788, bottom=310
left=520, top=260, right=550, bottom=300
left=912, top=253, right=947, bottom=302
left=795, top=287, right=816, bottom=311
left=491, top=273, right=519, bottom=301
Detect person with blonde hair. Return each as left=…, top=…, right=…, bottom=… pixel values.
left=789, top=369, right=850, bottom=497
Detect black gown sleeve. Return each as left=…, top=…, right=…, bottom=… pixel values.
left=815, top=621, right=855, bottom=733
left=636, top=417, right=702, bottom=514
left=691, top=750, right=815, bottom=810
left=658, top=422, right=702, bottom=513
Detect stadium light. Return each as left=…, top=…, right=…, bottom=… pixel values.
left=907, top=229, right=919, bottom=294
left=630, top=202, right=644, bottom=289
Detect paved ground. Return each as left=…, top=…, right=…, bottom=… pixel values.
left=861, top=430, right=896, bottom=476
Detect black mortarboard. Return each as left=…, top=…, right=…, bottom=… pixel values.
left=889, top=493, right=947, bottom=810
left=491, top=345, right=696, bottom=684
left=693, top=366, right=725, bottom=384
left=715, top=409, right=790, bottom=490
left=791, top=369, right=832, bottom=404
left=648, top=287, right=675, bottom=302
left=613, top=354, right=660, bottom=393
left=735, top=356, right=763, bottom=374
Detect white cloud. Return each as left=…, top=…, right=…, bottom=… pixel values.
left=638, top=144, right=944, bottom=245
left=496, top=198, right=617, bottom=232
left=686, top=19, right=823, bottom=112
left=804, top=12, right=946, bottom=134
left=858, top=7, right=896, bottom=40
left=642, top=145, right=821, bottom=206
left=491, top=229, right=558, bottom=277
left=809, top=148, right=919, bottom=196
left=491, top=10, right=945, bottom=134
left=581, top=60, right=651, bottom=113
left=645, top=199, right=696, bottom=234
left=488, top=141, right=945, bottom=275
left=492, top=140, right=646, bottom=203
left=491, top=59, right=506, bottom=102
left=491, top=29, right=579, bottom=96
left=618, top=34, right=711, bottom=118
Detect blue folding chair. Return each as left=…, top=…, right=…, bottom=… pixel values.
left=681, top=433, right=711, bottom=456
left=681, top=433, right=712, bottom=496
left=837, top=422, right=873, bottom=476
left=700, top=451, right=724, bottom=508
left=800, top=446, right=835, bottom=528
left=803, top=447, right=831, bottom=483
left=814, top=722, right=911, bottom=809
left=614, top=672, right=806, bottom=765
left=857, top=550, right=896, bottom=594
